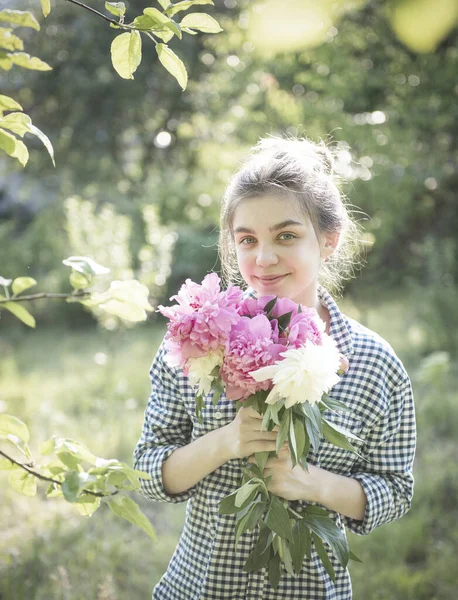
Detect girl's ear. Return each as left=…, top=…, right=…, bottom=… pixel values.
left=322, top=231, right=340, bottom=260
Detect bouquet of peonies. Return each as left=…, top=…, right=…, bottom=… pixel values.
left=158, top=273, right=361, bottom=588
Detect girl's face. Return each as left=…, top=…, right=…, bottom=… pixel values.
left=232, top=195, right=336, bottom=308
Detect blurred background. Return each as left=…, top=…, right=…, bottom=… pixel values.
left=1, top=0, right=457, bottom=597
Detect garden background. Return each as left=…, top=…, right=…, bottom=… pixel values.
left=1, top=0, right=457, bottom=598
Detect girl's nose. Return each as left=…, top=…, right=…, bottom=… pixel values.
left=256, top=246, right=279, bottom=267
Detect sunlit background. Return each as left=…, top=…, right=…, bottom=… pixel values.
left=1, top=0, right=458, bottom=597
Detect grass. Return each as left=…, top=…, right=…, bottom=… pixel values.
left=0, top=291, right=457, bottom=599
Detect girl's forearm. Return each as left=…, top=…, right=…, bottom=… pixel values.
left=313, top=467, right=367, bottom=521
left=162, top=425, right=232, bottom=495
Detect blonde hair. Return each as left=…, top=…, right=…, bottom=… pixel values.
left=219, top=135, right=363, bottom=295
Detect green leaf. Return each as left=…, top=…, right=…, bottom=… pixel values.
left=322, top=420, right=360, bottom=455
left=245, top=501, right=268, bottom=531
left=0, top=414, right=29, bottom=443
left=322, top=419, right=362, bottom=442
left=12, top=276, right=37, bottom=296
left=320, top=396, right=351, bottom=414
left=40, top=0, right=51, bottom=17
left=0, top=10, right=40, bottom=30
left=0, top=127, right=17, bottom=156
left=8, top=52, right=52, bottom=71
left=179, top=12, right=222, bottom=33
left=156, top=43, right=187, bottom=90
left=0, top=94, right=22, bottom=113
left=69, top=271, right=91, bottom=290
left=105, top=2, right=125, bottom=17
left=62, top=256, right=110, bottom=277
left=276, top=310, right=293, bottom=332
left=143, top=8, right=182, bottom=38
left=276, top=410, right=290, bottom=455
left=45, top=482, right=62, bottom=497
left=289, top=414, right=298, bottom=466
left=0, top=456, right=18, bottom=470
left=83, top=279, right=153, bottom=323
left=389, top=0, right=458, bottom=53
left=312, top=533, right=335, bottom=582
left=111, top=31, right=142, bottom=80
left=1, top=301, right=35, bottom=327
left=2, top=436, right=32, bottom=462
left=73, top=493, right=101, bottom=517
left=349, top=549, right=363, bottom=563
left=0, top=29, right=24, bottom=52
left=144, top=7, right=170, bottom=25
left=265, top=496, right=292, bottom=541
left=235, top=505, right=255, bottom=548
left=302, top=402, right=322, bottom=451
left=268, top=553, right=281, bottom=589
left=28, top=123, right=55, bottom=166
left=167, top=0, right=214, bottom=18
left=12, top=137, right=28, bottom=166
left=291, top=520, right=312, bottom=573
left=218, top=490, right=239, bottom=514
left=279, top=537, right=295, bottom=576
left=157, top=0, right=171, bottom=9
left=235, top=481, right=260, bottom=508
left=62, top=470, right=83, bottom=502
left=107, top=495, right=157, bottom=541
left=132, top=15, right=156, bottom=30
left=244, top=525, right=272, bottom=572
left=39, top=437, right=56, bottom=455
left=263, top=296, right=277, bottom=315
left=244, top=539, right=271, bottom=573
left=8, top=469, right=37, bottom=496
left=0, top=51, right=12, bottom=71
left=303, top=512, right=349, bottom=568
left=254, top=450, right=269, bottom=474
left=293, top=416, right=306, bottom=460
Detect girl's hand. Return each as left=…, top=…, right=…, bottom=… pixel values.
left=222, top=406, right=279, bottom=460
left=248, top=446, right=323, bottom=503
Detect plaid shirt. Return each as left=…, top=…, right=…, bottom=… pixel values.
left=133, top=286, right=416, bottom=599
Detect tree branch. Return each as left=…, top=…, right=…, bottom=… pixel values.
left=0, top=291, right=89, bottom=304
left=0, top=448, right=117, bottom=498
left=64, top=0, right=121, bottom=27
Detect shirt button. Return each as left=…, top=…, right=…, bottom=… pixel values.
left=214, top=411, right=223, bottom=420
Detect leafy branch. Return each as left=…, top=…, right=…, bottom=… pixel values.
left=0, top=414, right=156, bottom=540
left=0, top=256, right=154, bottom=328
left=0, top=1, right=222, bottom=167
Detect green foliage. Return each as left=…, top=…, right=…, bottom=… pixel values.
left=111, top=31, right=142, bottom=80
left=156, top=43, right=188, bottom=90
left=0, top=254, right=155, bottom=328
left=0, top=410, right=155, bottom=540
left=0, top=9, right=54, bottom=166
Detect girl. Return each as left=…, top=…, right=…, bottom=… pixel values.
left=133, top=136, right=417, bottom=599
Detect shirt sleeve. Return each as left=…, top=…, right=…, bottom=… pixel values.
left=342, top=376, right=417, bottom=535
left=133, top=340, right=197, bottom=503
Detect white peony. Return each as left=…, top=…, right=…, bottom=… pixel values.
left=186, top=350, right=224, bottom=396
left=249, top=335, right=341, bottom=408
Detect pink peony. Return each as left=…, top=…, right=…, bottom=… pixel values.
left=240, top=295, right=277, bottom=317
left=157, top=273, right=244, bottom=369
left=268, top=297, right=300, bottom=320
left=220, top=315, right=285, bottom=401
left=284, top=309, right=325, bottom=348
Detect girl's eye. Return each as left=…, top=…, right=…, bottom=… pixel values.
left=279, top=233, right=296, bottom=241
left=240, top=237, right=256, bottom=245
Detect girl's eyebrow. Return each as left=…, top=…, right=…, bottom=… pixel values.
left=233, top=219, right=304, bottom=235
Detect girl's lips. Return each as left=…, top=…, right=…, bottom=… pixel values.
left=255, top=274, right=288, bottom=285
